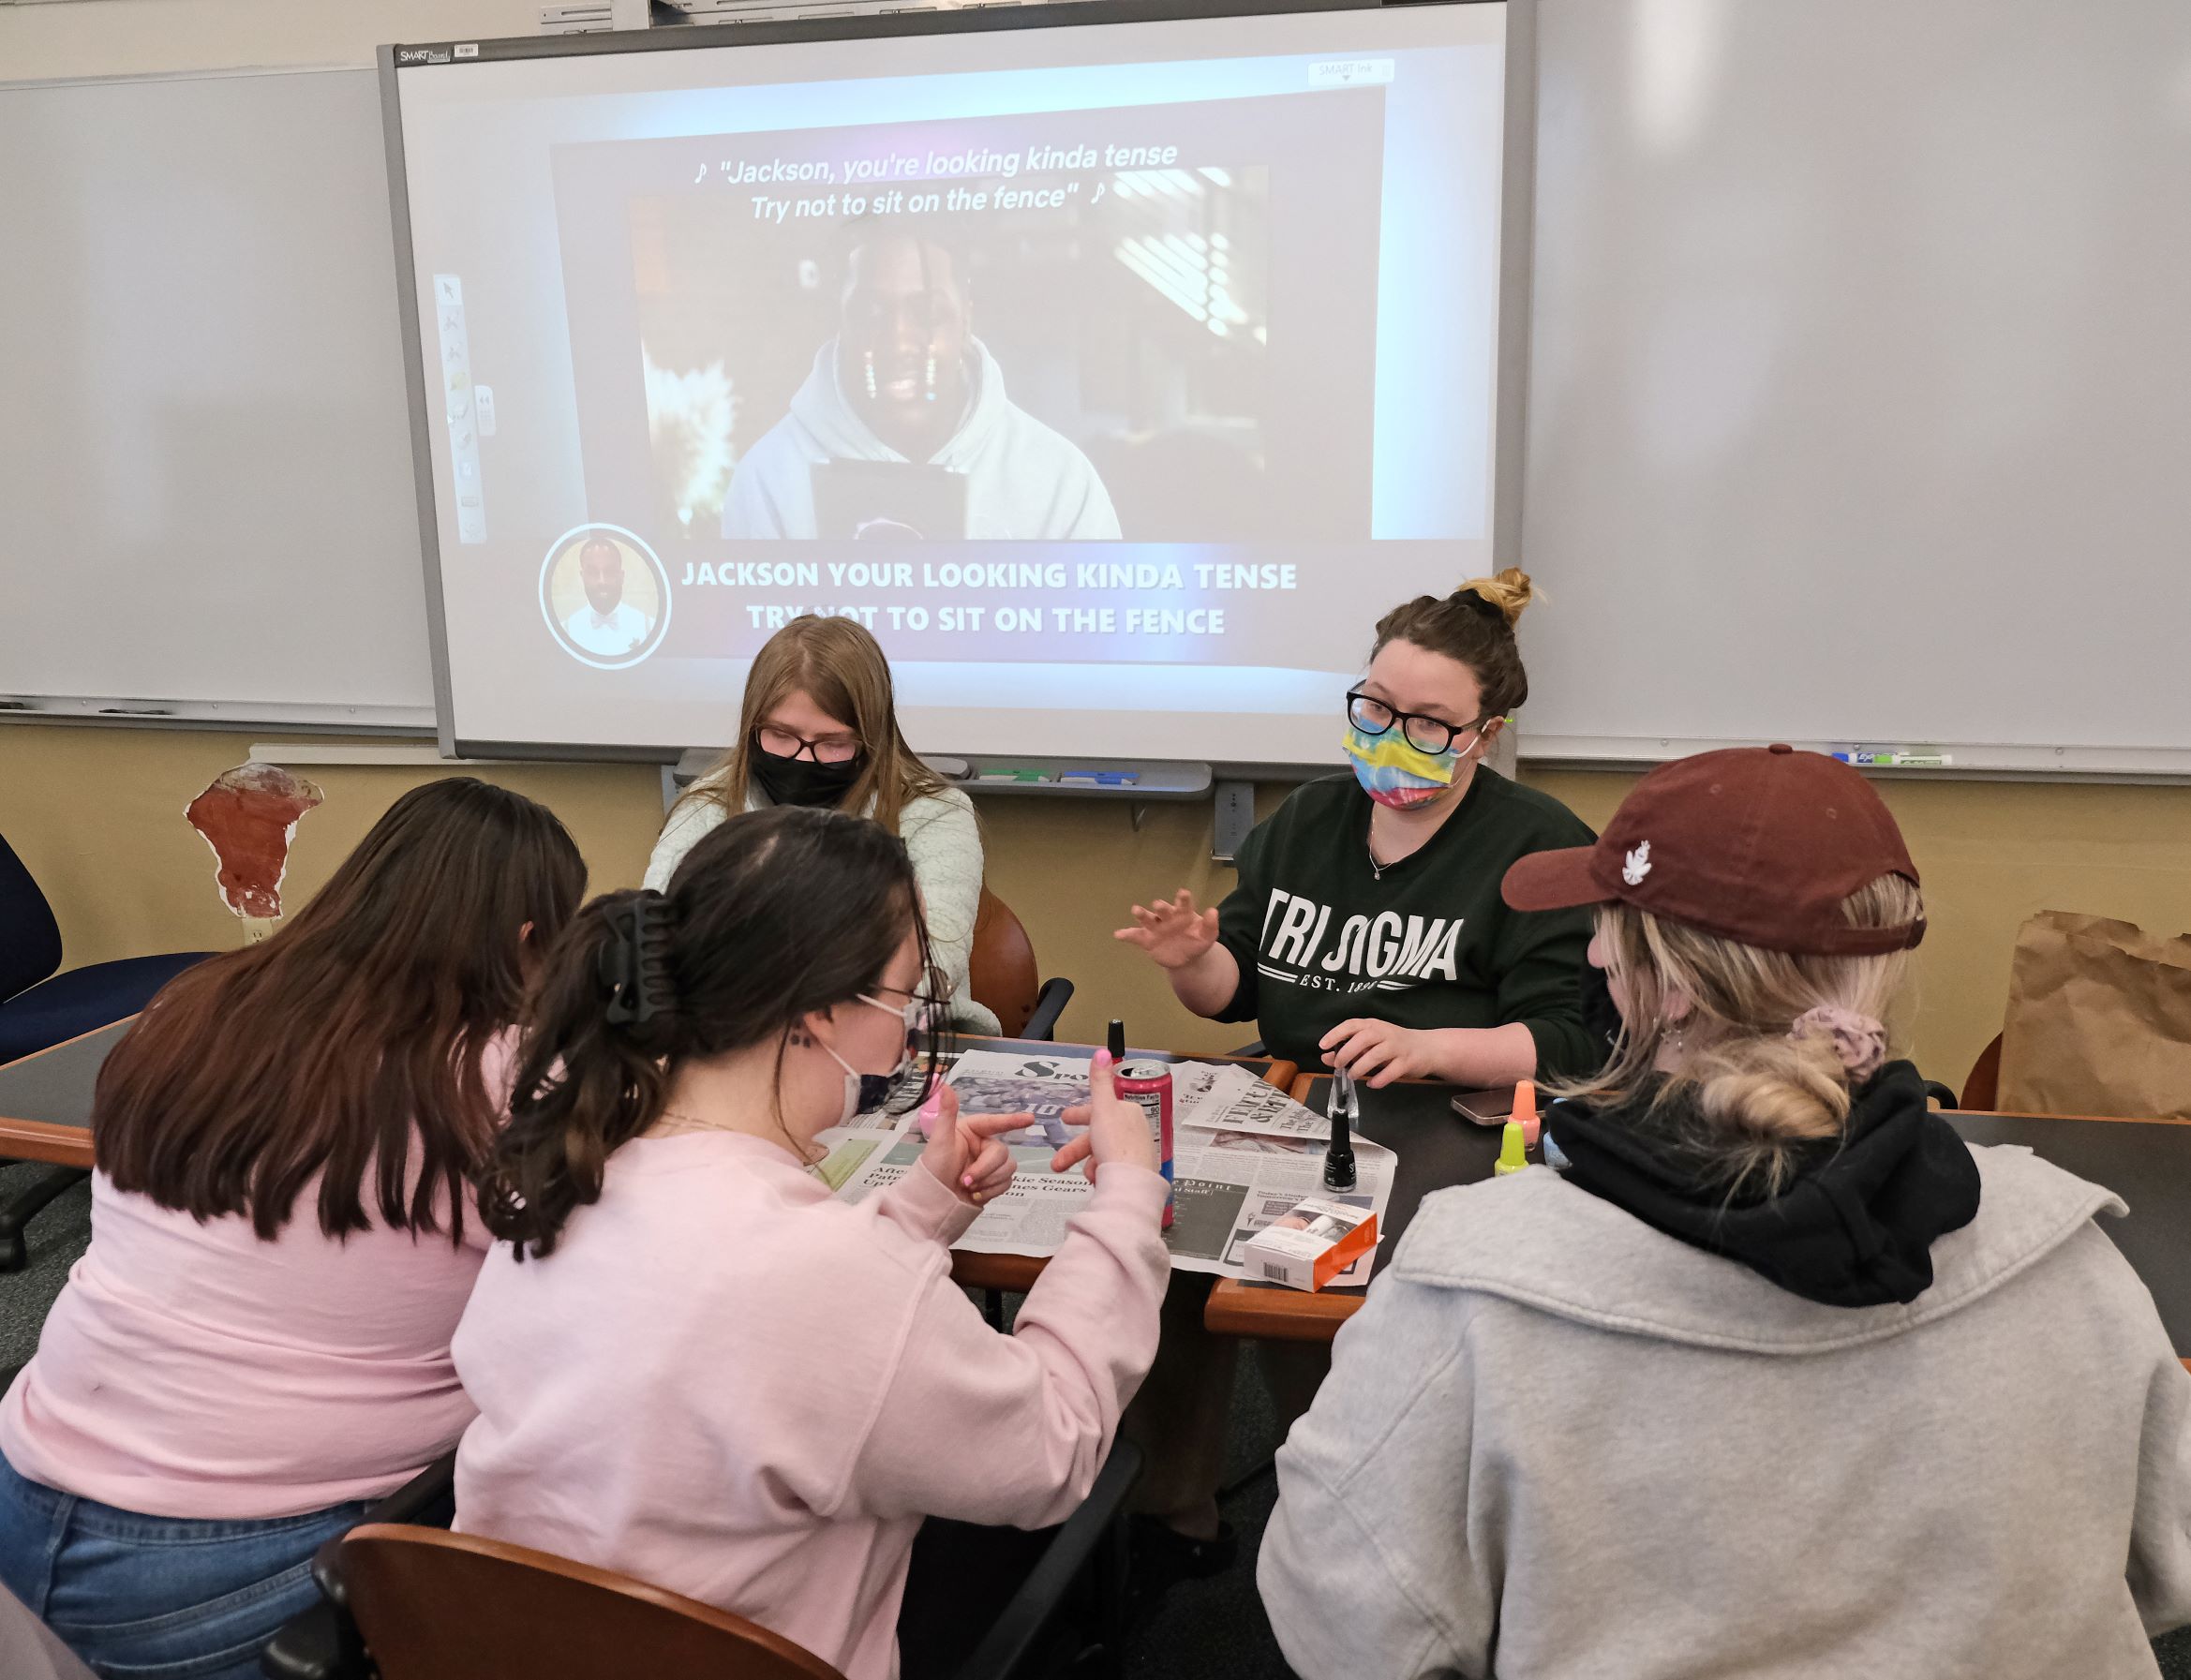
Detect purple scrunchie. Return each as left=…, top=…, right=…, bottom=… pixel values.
left=1788, top=1005, right=1888, bottom=1083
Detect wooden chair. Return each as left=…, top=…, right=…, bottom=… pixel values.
left=334, top=1526, right=842, bottom=1680
left=264, top=1440, right=1142, bottom=1680
left=969, top=889, right=1074, bottom=1040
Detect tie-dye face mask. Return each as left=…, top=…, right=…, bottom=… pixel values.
left=1345, top=723, right=1460, bottom=810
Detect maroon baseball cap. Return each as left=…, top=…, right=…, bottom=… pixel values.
left=1502, top=745, right=1924, bottom=956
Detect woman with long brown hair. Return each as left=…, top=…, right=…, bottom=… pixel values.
left=0, top=778, right=583, bottom=1680
left=455, top=807, right=1165, bottom=1680
left=645, top=613, right=999, bottom=1033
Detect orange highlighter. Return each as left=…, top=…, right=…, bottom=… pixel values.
left=1514, top=1079, right=1541, bottom=1152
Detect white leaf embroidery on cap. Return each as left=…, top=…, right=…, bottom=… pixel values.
left=1622, top=840, right=1652, bottom=886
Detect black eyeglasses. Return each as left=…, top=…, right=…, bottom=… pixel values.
left=1347, top=691, right=1491, bottom=756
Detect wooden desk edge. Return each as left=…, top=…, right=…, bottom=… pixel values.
left=0, top=1118, right=96, bottom=1169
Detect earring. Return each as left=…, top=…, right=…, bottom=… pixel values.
left=923, top=353, right=938, bottom=404
left=862, top=349, right=878, bottom=401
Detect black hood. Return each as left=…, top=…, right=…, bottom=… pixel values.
left=1543, top=1061, right=1981, bottom=1308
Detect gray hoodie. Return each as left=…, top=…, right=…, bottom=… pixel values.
left=721, top=339, right=1120, bottom=541
left=1259, top=1146, right=2191, bottom=1679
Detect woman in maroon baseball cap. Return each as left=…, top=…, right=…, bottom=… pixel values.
left=1259, top=746, right=2191, bottom=1680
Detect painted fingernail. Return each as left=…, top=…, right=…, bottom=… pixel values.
left=961, top=1174, right=973, bottom=1187
left=1094, top=1048, right=1112, bottom=1070
left=921, top=1090, right=944, bottom=1119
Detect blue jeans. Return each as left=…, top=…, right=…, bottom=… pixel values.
left=0, top=1452, right=368, bottom=1680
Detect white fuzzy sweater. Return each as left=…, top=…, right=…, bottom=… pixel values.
left=644, top=781, right=1001, bottom=1036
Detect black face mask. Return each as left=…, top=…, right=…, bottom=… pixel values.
left=752, top=746, right=866, bottom=810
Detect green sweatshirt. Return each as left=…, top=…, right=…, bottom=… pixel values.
left=1214, top=770, right=1598, bottom=1078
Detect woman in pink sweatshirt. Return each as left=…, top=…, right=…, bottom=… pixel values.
left=0, top=778, right=585, bottom=1680
left=455, top=804, right=1170, bottom=1680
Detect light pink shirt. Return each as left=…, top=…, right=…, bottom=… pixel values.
left=451, top=1133, right=1170, bottom=1680
left=0, top=1170, right=488, bottom=1520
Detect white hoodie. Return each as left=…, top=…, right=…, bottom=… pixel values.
left=722, top=339, right=1119, bottom=541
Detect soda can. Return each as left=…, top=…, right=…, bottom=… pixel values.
left=1111, top=1059, right=1175, bottom=1229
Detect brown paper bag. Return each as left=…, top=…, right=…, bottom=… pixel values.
left=1996, top=912, right=2191, bottom=1119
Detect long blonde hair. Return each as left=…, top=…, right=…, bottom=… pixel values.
left=1558, top=873, right=1925, bottom=1196
left=675, top=616, right=946, bottom=834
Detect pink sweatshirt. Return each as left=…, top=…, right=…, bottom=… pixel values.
left=451, top=1132, right=1170, bottom=1680
left=0, top=1170, right=487, bottom=1520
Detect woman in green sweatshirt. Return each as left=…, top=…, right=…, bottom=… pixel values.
left=1109, top=571, right=1600, bottom=1581
left=1119, top=568, right=1598, bottom=1083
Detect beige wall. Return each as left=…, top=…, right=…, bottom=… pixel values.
left=7, top=721, right=2191, bottom=1086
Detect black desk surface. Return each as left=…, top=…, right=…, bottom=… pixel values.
left=1296, top=1075, right=2191, bottom=1351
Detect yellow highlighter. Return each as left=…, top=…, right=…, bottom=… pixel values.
left=1494, top=1120, right=1529, bottom=1176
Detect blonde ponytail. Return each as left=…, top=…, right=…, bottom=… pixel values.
left=1555, top=874, right=1924, bottom=1197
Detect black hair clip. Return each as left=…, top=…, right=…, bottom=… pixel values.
left=1449, top=587, right=1503, bottom=618
left=599, top=889, right=676, bottom=1028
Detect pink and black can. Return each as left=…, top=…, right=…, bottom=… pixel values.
left=1112, top=1059, right=1176, bottom=1229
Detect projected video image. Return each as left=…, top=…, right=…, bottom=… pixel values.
left=552, top=90, right=1376, bottom=550
left=629, top=158, right=1271, bottom=543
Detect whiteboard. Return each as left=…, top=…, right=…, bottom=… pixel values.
left=1518, top=0, right=2191, bottom=776
left=0, top=67, right=436, bottom=731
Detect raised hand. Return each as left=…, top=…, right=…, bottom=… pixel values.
left=1114, top=888, right=1220, bottom=972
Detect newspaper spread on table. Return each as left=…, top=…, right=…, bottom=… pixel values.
left=812, top=1049, right=1394, bottom=1286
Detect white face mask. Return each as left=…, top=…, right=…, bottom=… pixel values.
left=821, top=993, right=924, bottom=1125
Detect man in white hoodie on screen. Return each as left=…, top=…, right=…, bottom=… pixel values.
left=722, top=222, right=1120, bottom=541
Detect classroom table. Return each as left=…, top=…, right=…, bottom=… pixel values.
left=0, top=1019, right=127, bottom=1168
left=1204, top=1075, right=2191, bottom=1368
left=13, top=1030, right=2183, bottom=1367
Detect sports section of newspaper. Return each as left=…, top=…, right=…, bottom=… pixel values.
left=812, top=1049, right=1396, bottom=1286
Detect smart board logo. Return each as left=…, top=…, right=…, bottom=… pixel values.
left=1308, top=59, right=1396, bottom=88
left=395, top=46, right=454, bottom=65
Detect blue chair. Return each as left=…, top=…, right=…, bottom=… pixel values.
left=0, top=832, right=215, bottom=1268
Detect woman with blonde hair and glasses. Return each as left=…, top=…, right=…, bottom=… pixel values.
left=1261, top=746, right=2191, bottom=1679
left=648, top=613, right=997, bottom=1033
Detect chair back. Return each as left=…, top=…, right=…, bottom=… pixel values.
left=969, top=888, right=1041, bottom=1037
left=337, top=1524, right=845, bottom=1680
left=1961, top=1033, right=2003, bottom=1111
left=0, top=836, right=63, bottom=1004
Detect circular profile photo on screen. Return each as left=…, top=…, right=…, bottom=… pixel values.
left=539, top=524, right=671, bottom=670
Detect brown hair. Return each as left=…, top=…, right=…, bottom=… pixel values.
left=1556, top=873, right=1926, bottom=1196
left=93, top=779, right=585, bottom=1243
left=1370, top=566, right=1537, bottom=718
left=482, top=805, right=943, bottom=1261
left=673, top=616, right=946, bottom=835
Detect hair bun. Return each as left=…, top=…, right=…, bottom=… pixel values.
left=1453, top=567, right=1537, bottom=629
